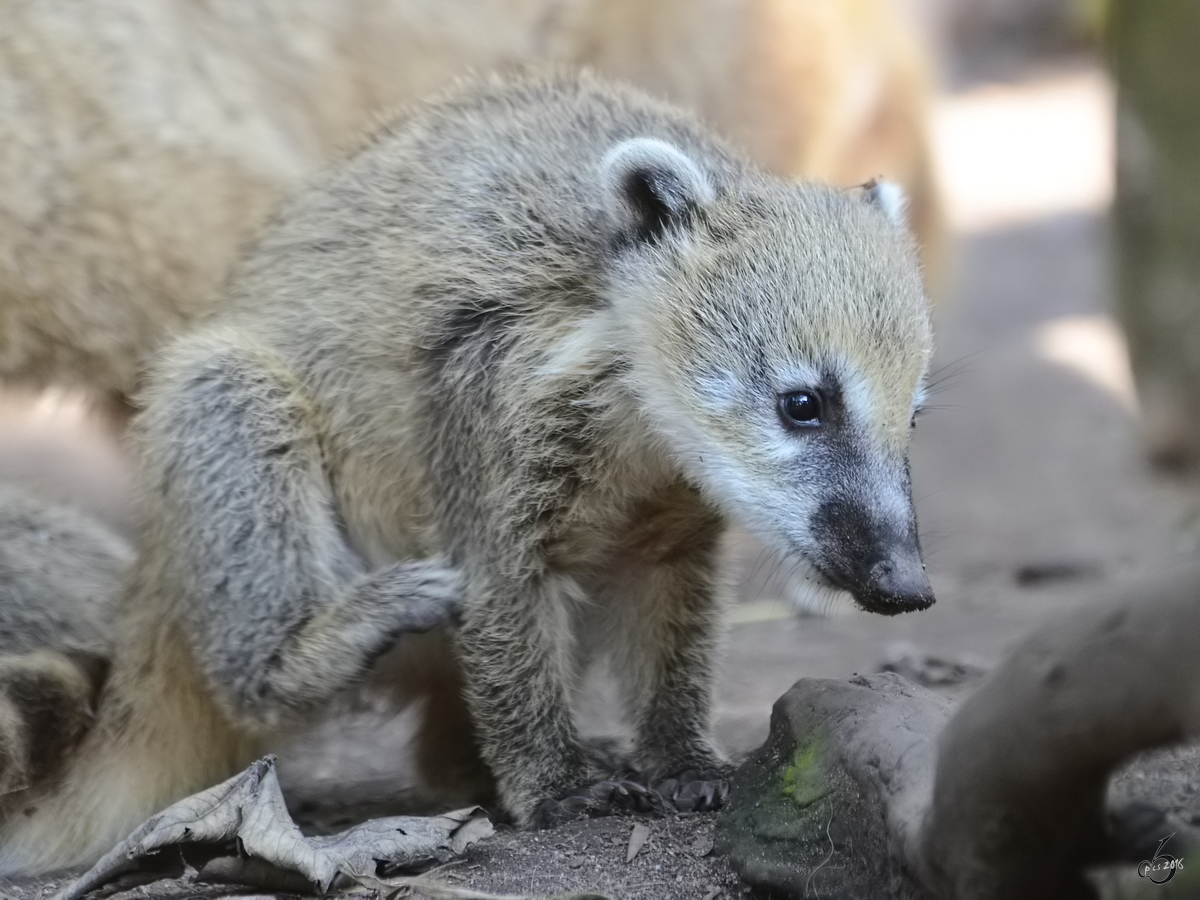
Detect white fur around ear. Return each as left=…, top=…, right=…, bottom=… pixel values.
left=600, top=138, right=714, bottom=239
left=865, top=179, right=908, bottom=228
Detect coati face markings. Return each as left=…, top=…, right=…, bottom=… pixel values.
left=772, top=362, right=931, bottom=615
left=601, top=142, right=934, bottom=615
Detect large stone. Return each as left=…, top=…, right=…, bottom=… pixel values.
left=715, top=673, right=951, bottom=900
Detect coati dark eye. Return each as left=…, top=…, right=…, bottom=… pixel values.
left=779, top=391, right=822, bottom=428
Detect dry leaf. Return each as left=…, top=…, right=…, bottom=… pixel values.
left=625, top=823, right=650, bottom=863
left=59, top=756, right=492, bottom=899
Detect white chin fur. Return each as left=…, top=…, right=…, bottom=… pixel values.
left=786, top=576, right=857, bottom=617
left=736, top=540, right=857, bottom=618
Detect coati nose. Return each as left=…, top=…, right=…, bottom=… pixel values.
left=812, top=496, right=935, bottom=615
left=862, top=553, right=935, bottom=615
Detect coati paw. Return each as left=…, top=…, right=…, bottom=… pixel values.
left=387, top=560, right=466, bottom=632
left=530, top=778, right=665, bottom=829
left=401, top=595, right=464, bottom=632
left=652, top=767, right=734, bottom=812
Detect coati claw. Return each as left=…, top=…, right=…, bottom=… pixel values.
left=531, top=778, right=665, bottom=828
left=652, top=768, right=732, bottom=812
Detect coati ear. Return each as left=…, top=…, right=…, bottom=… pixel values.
left=601, top=138, right=715, bottom=241
left=862, top=179, right=908, bottom=229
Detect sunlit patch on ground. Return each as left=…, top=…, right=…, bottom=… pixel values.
left=1035, top=314, right=1138, bottom=410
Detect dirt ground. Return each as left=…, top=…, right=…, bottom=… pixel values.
left=4, top=39, right=1199, bottom=900
left=447, top=814, right=746, bottom=900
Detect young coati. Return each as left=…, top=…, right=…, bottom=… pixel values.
left=0, top=71, right=933, bottom=873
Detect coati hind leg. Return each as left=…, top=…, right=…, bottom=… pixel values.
left=370, top=630, right=497, bottom=812
left=0, top=336, right=463, bottom=875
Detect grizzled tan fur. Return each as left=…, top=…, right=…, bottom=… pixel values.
left=0, top=486, right=130, bottom=798
left=0, top=72, right=933, bottom=873
left=0, top=0, right=937, bottom=416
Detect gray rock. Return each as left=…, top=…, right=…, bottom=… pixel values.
left=715, top=673, right=951, bottom=899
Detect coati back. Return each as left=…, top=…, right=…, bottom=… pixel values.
left=0, top=71, right=933, bottom=872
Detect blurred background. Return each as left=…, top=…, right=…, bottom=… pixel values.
left=1, top=0, right=1197, bottom=826
left=718, top=0, right=1200, bottom=753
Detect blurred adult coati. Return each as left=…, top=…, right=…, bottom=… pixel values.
left=0, top=0, right=940, bottom=419
left=0, top=71, right=934, bottom=873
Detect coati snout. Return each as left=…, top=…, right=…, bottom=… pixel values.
left=809, top=495, right=934, bottom=614
left=771, top=375, right=934, bottom=614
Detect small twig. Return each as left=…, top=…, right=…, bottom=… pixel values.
left=804, top=801, right=837, bottom=900
left=350, top=871, right=611, bottom=900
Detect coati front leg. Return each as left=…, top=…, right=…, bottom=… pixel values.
left=137, top=340, right=464, bottom=728
left=611, top=496, right=734, bottom=812
left=0, top=339, right=462, bottom=875
left=456, top=568, right=659, bottom=828
left=625, top=577, right=734, bottom=812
